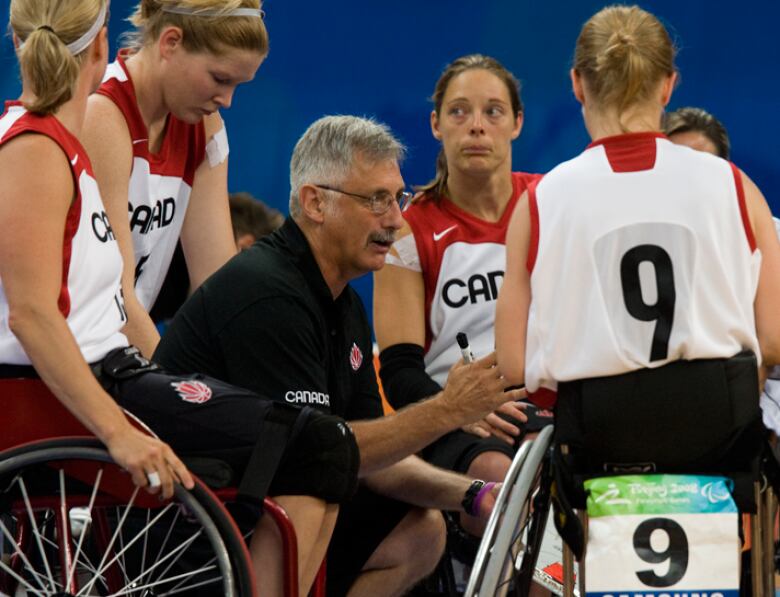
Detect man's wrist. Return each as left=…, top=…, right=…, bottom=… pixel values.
left=461, top=479, right=486, bottom=516
left=428, top=388, right=463, bottom=429
left=461, top=479, right=497, bottom=516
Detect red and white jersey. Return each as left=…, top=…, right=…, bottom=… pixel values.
left=525, top=133, right=760, bottom=396
left=0, top=102, right=128, bottom=365
left=97, top=55, right=206, bottom=310
left=401, top=172, right=540, bottom=385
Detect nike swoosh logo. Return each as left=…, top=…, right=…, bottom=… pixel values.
left=132, top=138, right=148, bottom=145
left=70, top=155, right=79, bottom=166
left=433, top=225, right=457, bottom=241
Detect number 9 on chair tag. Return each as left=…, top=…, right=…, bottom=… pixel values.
left=584, top=475, right=739, bottom=597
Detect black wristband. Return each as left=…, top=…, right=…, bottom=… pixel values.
left=461, top=479, right=486, bottom=516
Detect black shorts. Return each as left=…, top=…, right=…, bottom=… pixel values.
left=422, top=428, right=516, bottom=474
left=112, top=369, right=359, bottom=504
left=326, top=485, right=412, bottom=596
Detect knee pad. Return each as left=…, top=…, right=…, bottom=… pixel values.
left=273, top=411, right=360, bottom=503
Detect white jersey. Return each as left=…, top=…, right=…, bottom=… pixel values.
left=524, top=133, right=760, bottom=394
left=97, top=56, right=206, bottom=310
left=0, top=102, right=128, bottom=365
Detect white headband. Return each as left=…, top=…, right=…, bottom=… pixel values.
left=18, top=1, right=108, bottom=56
left=161, top=5, right=265, bottom=19
left=66, top=1, right=109, bottom=55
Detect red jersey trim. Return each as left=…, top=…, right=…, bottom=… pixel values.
left=528, top=388, right=557, bottom=409
left=729, top=162, right=756, bottom=252
left=588, top=132, right=665, bottom=173
left=58, top=196, right=81, bottom=317
left=0, top=109, right=85, bottom=317
left=526, top=180, right=540, bottom=273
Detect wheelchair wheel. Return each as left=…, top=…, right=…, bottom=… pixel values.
left=465, top=425, right=554, bottom=597
left=0, top=440, right=255, bottom=596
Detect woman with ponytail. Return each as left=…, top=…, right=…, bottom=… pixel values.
left=0, top=0, right=194, bottom=503
left=1, top=4, right=358, bottom=594
left=374, top=54, right=540, bottom=554
left=495, top=6, right=780, bottom=447
left=82, top=0, right=268, bottom=358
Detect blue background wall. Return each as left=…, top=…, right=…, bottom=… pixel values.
left=2, top=0, right=778, bottom=322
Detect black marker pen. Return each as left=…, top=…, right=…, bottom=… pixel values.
left=456, top=332, right=474, bottom=364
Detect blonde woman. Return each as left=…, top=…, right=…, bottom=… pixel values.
left=83, top=0, right=267, bottom=356
left=1, top=3, right=357, bottom=594
left=496, top=5, right=780, bottom=476
left=0, top=0, right=192, bottom=502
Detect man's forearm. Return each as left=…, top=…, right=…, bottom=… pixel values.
left=363, top=455, right=472, bottom=512
left=351, top=393, right=459, bottom=475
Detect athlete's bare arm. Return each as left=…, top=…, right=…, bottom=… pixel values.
left=0, top=134, right=192, bottom=499
left=83, top=94, right=161, bottom=358
left=495, top=190, right=532, bottom=387
left=180, top=112, right=236, bottom=292
left=373, top=221, right=426, bottom=350
left=742, top=170, right=780, bottom=366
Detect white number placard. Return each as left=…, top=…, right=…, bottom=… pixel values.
left=585, top=475, right=739, bottom=597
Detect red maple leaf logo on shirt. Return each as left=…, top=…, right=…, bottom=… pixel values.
left=349, top=343, right=363, bottom=371
left=171, top=380, right=213, bottom=404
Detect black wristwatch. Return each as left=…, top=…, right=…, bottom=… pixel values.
left=461, top=479, right=486, bottom=515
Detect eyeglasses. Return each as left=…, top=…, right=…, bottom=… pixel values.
left=314, top=184, right=412, bottom=215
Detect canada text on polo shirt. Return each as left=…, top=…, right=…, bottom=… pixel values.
left=285, top=390, right=330, bottom=407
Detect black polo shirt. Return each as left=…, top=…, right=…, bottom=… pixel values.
left=154, top=218, right=382, bottom=421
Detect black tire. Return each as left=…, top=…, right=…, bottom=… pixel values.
left=0, top=439, right=255, bottom=596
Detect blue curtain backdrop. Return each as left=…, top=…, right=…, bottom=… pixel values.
left=2, top=0, right=778, bottom=323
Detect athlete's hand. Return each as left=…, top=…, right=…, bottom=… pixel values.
left=462, top=400, right=527, bottom=444
left=105, top=425, right=194, bottom=500
left=441, top=352, right=527, bottom=427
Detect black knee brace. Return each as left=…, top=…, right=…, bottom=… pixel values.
left=271, top=410, right=360, bottom=503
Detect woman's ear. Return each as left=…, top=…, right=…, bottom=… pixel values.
left=158, top=25, right=184, bottom=60
left=430, top=110, right=442, bottom=141
left=571, top=68, right=586, bottom=105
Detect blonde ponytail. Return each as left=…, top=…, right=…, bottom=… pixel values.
left=11, top=0, right=107, bottom=115
left=17, top=27, right=81, bottom=115
left=574, top=5, right=676, bottom=117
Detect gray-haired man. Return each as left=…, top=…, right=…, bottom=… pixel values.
left=155, top=115, right=525, bottom=596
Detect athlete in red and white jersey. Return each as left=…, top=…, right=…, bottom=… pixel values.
left=524, top=134, right=759, bottom=393
left=496, top=5, right=780, bottom=403
left=1, top=5, right=357, bottom=593
left=82, top=1, right=268, bottom=357
left=375, top=56, right=539, bottom=565
left=402, top=170, right=539, bottom=386
left=0, top=0, right=193, bottom=501
left=95, top=55, right=205, bottom=313
left=0, top=104, right=127, bottom=365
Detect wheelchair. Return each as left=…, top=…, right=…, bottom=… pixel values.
left=466, top=352, right=778, bottom=597
left=0, top=377, right=326, bottom=597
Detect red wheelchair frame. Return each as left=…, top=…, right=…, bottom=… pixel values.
left=0, top=377, right=327, bottom=597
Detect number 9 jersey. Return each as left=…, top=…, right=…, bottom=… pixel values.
left=524, top=132, right=760, bottom=394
